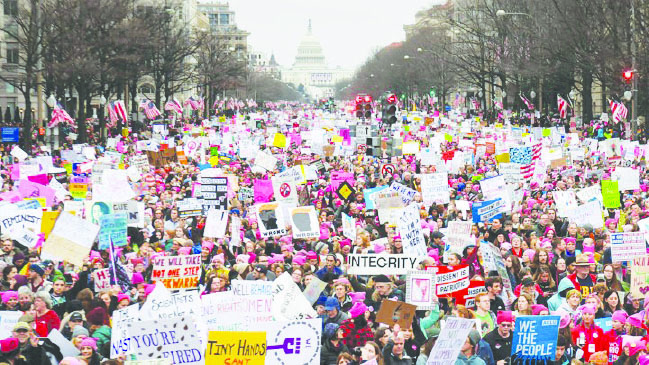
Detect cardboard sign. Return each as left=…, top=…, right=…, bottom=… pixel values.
left=206, top=331, right=266, bottom=365
left=93, top=268, right=111, bottom=291
left=201, top=292, right=273, bottom=331
left=610, top=232, right=646, bottom=262
left=397, top=204, right=427, bottom=256
left=376, top=299, right=417, bottom=329
left=427, top=317, right=475, bottom=365
left=511, top=315, right=560, bottom=361
left=151, top=254, right=201, bottom=290
left=271, top=272, right=317, bottom=321
left=256, top=202, right=287, bottom=238
left=41, top=212, right=99, bottom=266
left=200, top=177, right=228, bottom=214
left=405, top=270, right=437, bottom=310
left=420, top=173, right=450, bottom=205
left=631, top=256, right=649, bottom=298
left=347, top=254, right=421, bottom=275
left=146, top=147, right=178, bottom=168
left=289, top=206, right=319, bottom=239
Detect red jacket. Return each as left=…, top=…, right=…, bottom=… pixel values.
left=566, top=272, right=597, bottom=295
left=571, top=323, right=606, bottom=362
left=604, top=329, right=623, bottom=364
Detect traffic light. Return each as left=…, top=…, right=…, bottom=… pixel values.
left=623, top=70, right=634, bottom=82
left=355, top=94, right=373, bottom=119
left=382, top=94, right=398, bottom=124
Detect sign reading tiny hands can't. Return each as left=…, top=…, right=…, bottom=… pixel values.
left=347, top=254, right=421, bottom=275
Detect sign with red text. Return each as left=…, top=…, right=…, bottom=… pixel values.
left=151, top=254, right=202, bottom=289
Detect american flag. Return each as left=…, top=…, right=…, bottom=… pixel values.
left=520, top=93, right=535, bottom=110
left=510, top=143, right=541, bottom=179
left=164, top=98, right=183, bottom=115
left=108, top=100, right=128, bottom=125
left=48, top=103, right=75, bottom=128
left=139, top=99, right=161, bottom=120
left=184, top=96, right=200, bottom=111
left=213, top=99, right=224, bottom=110
left=557, top=95, right=568, bottom=118
left=609, top=99, right=628, bottom=123
left=470, top=97, right=480, bottom=110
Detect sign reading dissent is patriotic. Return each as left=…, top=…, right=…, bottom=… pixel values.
left=610, top=232, right=646, bottom=262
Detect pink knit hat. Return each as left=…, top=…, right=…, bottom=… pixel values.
left=349, top=302, right=368, bottom=319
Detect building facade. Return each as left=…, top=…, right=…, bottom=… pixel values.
left=281, top=21, right=352, bottom=100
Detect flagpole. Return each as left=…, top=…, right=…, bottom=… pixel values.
left=109, top=238, right=118, bottom=287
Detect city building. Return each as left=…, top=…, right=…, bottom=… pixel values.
left=196, top=0, right=249, bottom=54
left=281, top=20, right=353, bottom=100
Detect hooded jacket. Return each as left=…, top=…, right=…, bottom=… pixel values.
left=547, top=277, right=575, bottom=312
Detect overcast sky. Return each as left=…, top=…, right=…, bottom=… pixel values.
left=228, top=0, right=444, bottom=72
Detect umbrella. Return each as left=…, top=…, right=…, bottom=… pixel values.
left=4, top=107, right=11, bottom=124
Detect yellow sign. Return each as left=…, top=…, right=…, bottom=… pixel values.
left=121, top=127, right=129, bottom=138
left=218, top=116, right=226, bottom=123
left=205, top=331, right=266, bottom=365
left=25, top=197, right=46, bottom=208
left=272, top=133, right=287, bottom=148
left=331, top=135, right=343, bottom=143
left=444, top=133, right=453, bottom=142
left=208, top=156, right=219, bottom=167
left=69, top=183, right=88, bottom=200
left=41, top=211, right=60, bottom=239
left=495, top=153, right=510, bottom=164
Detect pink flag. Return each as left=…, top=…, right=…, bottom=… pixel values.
left=27, top=174, right=49, bottom=185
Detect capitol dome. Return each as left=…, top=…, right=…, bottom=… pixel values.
left=293, top=20, right=326, bottom=68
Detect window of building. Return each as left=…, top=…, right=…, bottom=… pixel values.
left=139, top=85, right=154, bottom=94
left=4, top=0, right=18, bottom=16
left=6, top=47, right=19, bottom=64
left=219, top=13, right=229, bottom=25
left=5, top=82, right=14, bottom=94
left=209, top=14, right=218, bottom=25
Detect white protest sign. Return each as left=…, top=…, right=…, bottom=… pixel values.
left=13, top=228, right=40, bottom=248
left=612, top=167, right=640, bottom=191
left=405, top=270, right=437, bottom=310
left=111, top=304, right=140, bottom=358
left=577, top=184, right=603, bottom=207
left=0, top=311, right=22, bottom=339
left=41, top=212, right=99, bottom=266
left=567, top=201, right=604, bottom=229
left=256, top=202, right=288, bottom=238
left=444, top=221, right=475, bottom=259
left=204, top=209, right=228, bottom=238
left=390, top=182, right=417, bottom=206
left=397, top=204, right=427, bottom=256
left=271, top=272, right=317, bottom=321
left=139, top=284, right=201, bottom=321
left=611, top=232, right=646, bottom=263
left=10, top=146, right=28, bottom=161
left=347, top=254, right=421, bottom=275
left=229, top=280, right=274, bottom=296
left=271, top=175, right=298, bottom=205
left=373, top=191, right=404, bottom=209
left=420, top=173, right=450, bottom=205
left=151, top=254, right=202, bottom=290
left=48, top=328, right=80, bottom=358
left=553, top=191, right=578, bottom=218
left=255, top=150, right=278, bottom=171
left=0, top=207, right=42, bottom=239
left=93, top=269, right=111, bottom=291
left=258, top=319, right=322, bottom=365
left=303, top=276, right=328, bottom=305
left=289, top=206, right=319, bottom=239
left=112, top=201, right=145, bottom=228
left=118, top=316, right=203, bottom=364
left=201, top=292, right=273, bottom=331
left=426, top=317, right=475, bottom=365
left=342, top=213, right=356, bottom=240
left=499, top=163, right=523, bottom=184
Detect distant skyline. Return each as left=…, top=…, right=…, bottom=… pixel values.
left=228, top=0, right=445, bottom=72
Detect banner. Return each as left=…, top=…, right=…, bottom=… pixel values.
left=610, top=232, right=646, bottom=262
left=397, top=205, right=427, bottom=256
left=41, top=212, right=99, bottom=266
left=289, top=206, right=319, bottom=239
left=115, top=316, right=203, bottom=364
left=434, top=265, right=470, bottom=297
left=511, top=315, right=560, bottom=361
left=426, top=317, right=475, bottom=365
left=405, top=270, right=436, bottom=309
left=347, top=254, right=421, bottom=275
left=98, top=212, right=128, bottom=249
left=256, top=202, right=287, bottom=238
left=201, top=292, right=273, bottom=331
left=472, top=198, right=504, bottom=223
left=151, top=254, right=202, bottom=289
left=631, top=256, right=649, bottom=298
left=271, top=272, right=316, bottom=321
left=200, top=177, right=228, bottom=214
left=206, top=331, right=266, bottom=365
left=420, top=173, right=450, bottom=205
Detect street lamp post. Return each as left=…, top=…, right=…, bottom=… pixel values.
left=45, top=95, right=58, bottom=150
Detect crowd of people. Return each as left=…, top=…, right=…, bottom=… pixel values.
left=0, top=104, right=645, bottom=365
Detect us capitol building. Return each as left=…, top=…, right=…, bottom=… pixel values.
left=281, top=21, right=353, bottom=100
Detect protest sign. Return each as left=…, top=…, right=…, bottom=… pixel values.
left=426, top=317, right=475, bottom=365
left=256, top=202, right=287, bottom=238
left=93, top=268, right=111, bottom=291
left=0, top=311, right=22, bottom=339
left=13, top=228, right=39, bottom=248
left=462, top=280, right=487, bottom=308
left=125, top=360, right=171, bottom=365
left=48, top=329, right=80, bottom=358
left=202, top=292, right=273, bottom=331
left=176, top=198, right=203, bottom=217
left=200, top=177, right=228, bottom=213
left=567, top=200, right=604, bottom=228
left=41, top=212, right=99, bottom=266
left=254, top=150, right=278, bottom=171
left=602, top=180, right=621, bottom=208
left=0, top=207, right=42, bottom=239
left=146, top=148, right=178, bottom=168
left=373, top=190, right=403, bottom=209
left=111, top=304, right=140, bottom=358
left=444, top=221, right=475, bottom=258
left=98, top=212, right=128, bottom=249
left=151, top=254, right=202, bottom=289
left=499, top=163, right=523, bottom=183
left=389, top=182, right=417, bottom=205
left=271, top=176, right=298, bottom=205
left=347, top=254, right=421, bottom=275
left=577, top=184, right=603, bottom=207
left=553, top=191, right=578, bottom=217
left=434, top=264, right=470, bottom=297
left=206, top=331, right=266, bottom=365
left=610, top=232, right=646, bottom=262
left=511, top=315, right=560, bottom=361
left=204, top=209, right=229, bottom=238
left=631, top=256, right=649, bottom=298
left=480, top=242, right=515, bottom=305
left=230, top=280, right=274, bottom=297
left=342, top=212, right=356, bottom=240
left=397, top=205, right=427, bottom=256
left=271, top=272, right=317, bottom=321
left=594, top=317, right=613, bottom=332
left=115, top=316, right=203, bottom=364
left=111, top=201, right=145, bottom=228
left=472, top=198, right=504, bottom=223
left=420, top=173, right=450, bottom=205
left=405, top=270, right=436, bottom=309
left=289, top=206, right=319, bottom=239
left=258, top=319, right=322, bottom=365
left=139, top=285, right=201, bottom=322
left=376, top=299, right=417, bottom=329
left=612, top=167, right=640, bottom=191
left=69, top=183, right=88, bottom=200
left=129, top=155, right=150, bottom=174
left=303, top=276, right=328, bottom=305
